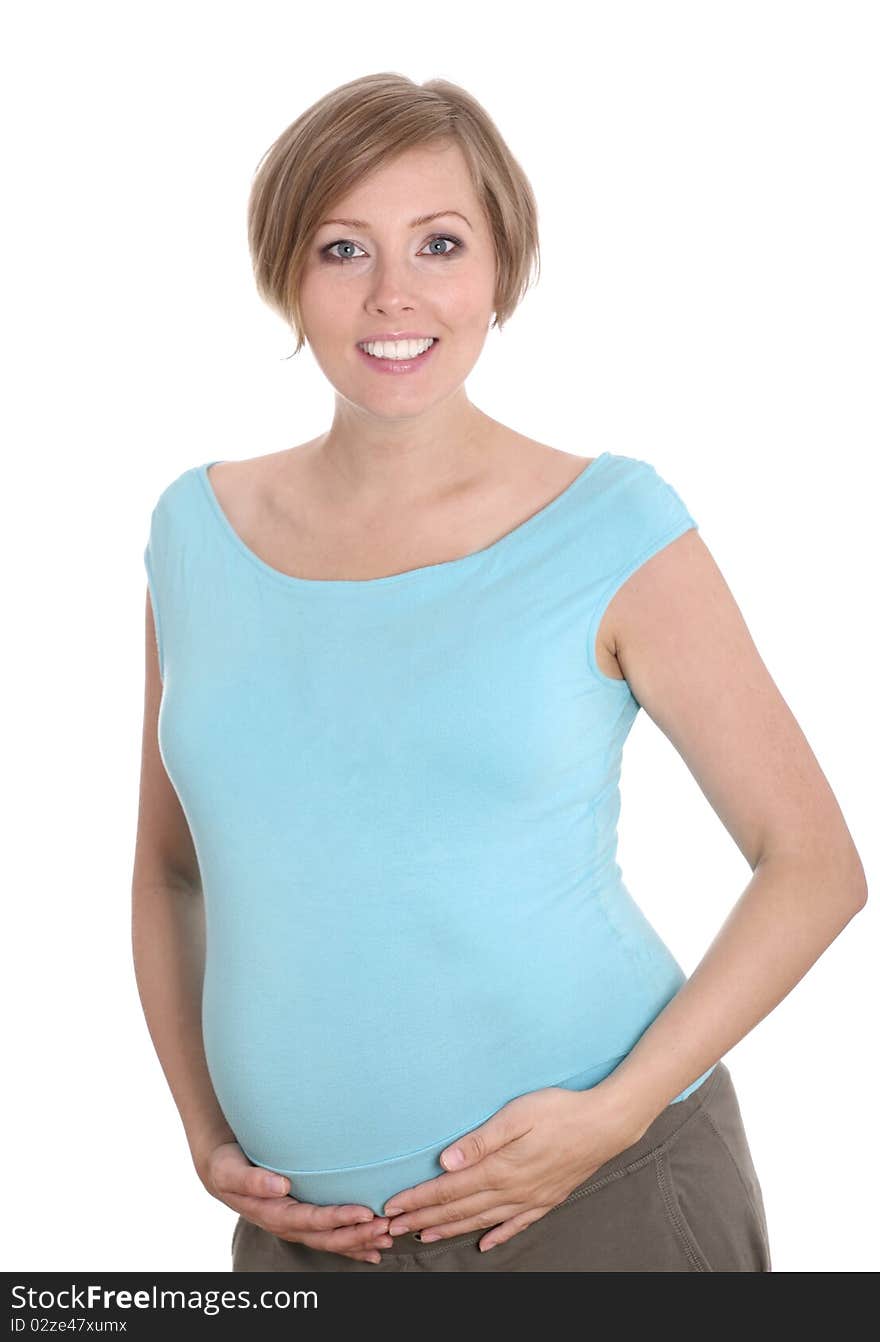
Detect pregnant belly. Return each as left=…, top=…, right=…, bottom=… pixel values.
left=201, top=938, right=697, bottom=1215
left=204, top=1013, right=631, bottom=1215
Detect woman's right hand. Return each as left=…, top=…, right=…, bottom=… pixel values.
left=196, top=1139, right=393, bottom=1263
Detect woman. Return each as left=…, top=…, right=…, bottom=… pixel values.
left=132, top=73, right=867, bottom=1273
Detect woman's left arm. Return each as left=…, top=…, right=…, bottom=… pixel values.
left=593, top=525, right=868, bottom=1140
left=380, top=526, right=868, bottom=1249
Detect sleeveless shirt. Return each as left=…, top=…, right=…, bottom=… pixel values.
left=143, top=450, right=717, bottom=1216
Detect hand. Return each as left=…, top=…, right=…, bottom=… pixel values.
left=382, top=1083, right=641, bottom=1253
left=196, top=1140, right=393, bottom=1264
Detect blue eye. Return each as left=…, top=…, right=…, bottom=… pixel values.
left=323, top=240, right=365, bottom=263
left=423, top=235, right=461, bottom=257
left=321, top=234, right=463, bottom=264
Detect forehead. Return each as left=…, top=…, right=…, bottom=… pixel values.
left=321, top=143, right=480, bottom=224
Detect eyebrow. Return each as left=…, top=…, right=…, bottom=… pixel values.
left=318, top=210, right=473, bottom=232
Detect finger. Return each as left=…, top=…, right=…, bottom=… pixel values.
left=321, top=1221, right=393, bottom=1250
left=399, top=1200, right=521, bottom=1242
left=215, top=1155, right=378, bottom=1229
left=269, top=1220, right=390, bottom=1252
left=280, top=1228, right=386, bottom=1263
left=478, top=1206, right=549, bottom=1253
left=274, top=1206, right=392, bottom=1251
left=301, top=1223, right=394, bottom=1254
left=388, top=1188, right=509, bottom=1234
left=211, top=1151, right=294, bottom=1200
left=285, top=1200, right=380, bottom=1229
left=244, top=1168, right=293, bottom=1198
left=274, top=1200, right=385, bottom=1237
left=383, top=1169, right=494, bottom=1219
left=232, top=1194, right=380, bottom=1240
left=342, top=1248, right=384, bottom=1264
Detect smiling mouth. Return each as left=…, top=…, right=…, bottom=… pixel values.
left=357, top=337, right=439, bottom=360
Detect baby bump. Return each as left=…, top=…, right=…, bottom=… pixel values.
left=206, top=1015, right=633, bottom=1216
left=200, top=895, right=705, bottom=1215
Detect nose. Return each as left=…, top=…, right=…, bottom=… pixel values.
left=365, top=257, right=421, bottom=317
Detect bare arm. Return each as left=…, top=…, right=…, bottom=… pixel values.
left=131, top=587, right=239, bottom=1177
left=592, top=527, right=868, bottom=1136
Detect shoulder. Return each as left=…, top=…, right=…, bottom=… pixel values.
left=596, top=450, right=698, bottom=539
left=590, top=452, right=700, bottom=674
left=599, top=450, right=686, bottom=497
left=147, top=460, right=205, bottom=518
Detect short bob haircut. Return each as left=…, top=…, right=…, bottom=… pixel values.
left=247, top=72, right=540, bottom=355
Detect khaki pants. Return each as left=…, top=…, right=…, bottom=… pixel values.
left=231, top=1060, right=771, bottom=1272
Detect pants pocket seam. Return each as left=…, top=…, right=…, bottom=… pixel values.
left=697, top=1107, right=769, bottom=1253
left=653, top=1147, right=713, bottom=1273
left=542, top=1077, right=722, bottom=1228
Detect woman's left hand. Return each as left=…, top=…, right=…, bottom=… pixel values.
left=381, top=1082, right=645, bottom=1252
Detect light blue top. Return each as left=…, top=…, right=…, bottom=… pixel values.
left=143, top=450, right=716, bottom=1216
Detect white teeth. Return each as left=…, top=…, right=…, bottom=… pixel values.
left=359, top=337, right=435, bottom=360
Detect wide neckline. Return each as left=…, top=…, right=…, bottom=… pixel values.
left=196, top=450, right=612, bottom=591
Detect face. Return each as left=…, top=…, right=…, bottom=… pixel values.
left=298, top=141, right=497, bottom=418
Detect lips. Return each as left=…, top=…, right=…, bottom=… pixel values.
left=355, top=337, right=440, bottom=374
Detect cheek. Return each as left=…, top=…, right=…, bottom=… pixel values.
left=436, top=284, right=496, bottom=338
left=299, top=277, right=347, bottom=336
left=442, top=264, right=495, bottom=310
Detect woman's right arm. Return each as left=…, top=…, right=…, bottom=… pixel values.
left=131, top=586, right=239, bottom=1180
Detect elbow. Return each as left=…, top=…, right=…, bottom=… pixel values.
left=838, top=849, right=868, bottom=912
left=759, top=839, right=868, bottom=911
left=851, top=869, right=869, bottom=911
left=825, top=855, right=867, bottom=930
left=844, top=842, right=869, bottom=909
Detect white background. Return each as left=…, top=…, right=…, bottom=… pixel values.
left=3, top=0, right=876, bottom=1275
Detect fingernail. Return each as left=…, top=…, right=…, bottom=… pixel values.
left=443, top=1148, right=465, bottom=1168
left=268, top=1175, right=288, bottom=1193
left=384, top=1204, right=404, bottom=1215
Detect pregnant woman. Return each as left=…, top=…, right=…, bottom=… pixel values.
left=132, top=73, right=867, bottom=1273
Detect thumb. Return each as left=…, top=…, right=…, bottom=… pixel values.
left=440, top=1111, right=512, bottom=1170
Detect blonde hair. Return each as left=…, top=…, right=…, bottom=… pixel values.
left=247, top=72, right=540, bottom=354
